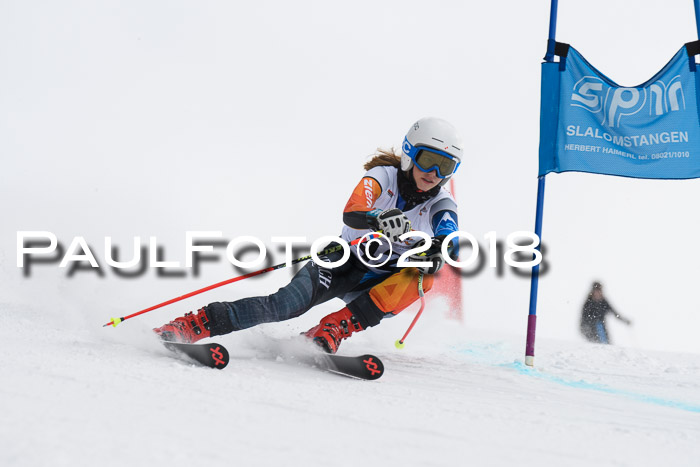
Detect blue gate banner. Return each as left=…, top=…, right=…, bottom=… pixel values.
left=539, top=44, right=700, bottom=179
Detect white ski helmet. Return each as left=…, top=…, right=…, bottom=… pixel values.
left=401, top=117, right=463, bottom=186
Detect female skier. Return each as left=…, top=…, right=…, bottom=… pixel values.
left=154, top=117, right=463, bottom=353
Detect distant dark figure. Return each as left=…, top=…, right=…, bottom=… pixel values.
left=580, top=281, right=632, bottom=344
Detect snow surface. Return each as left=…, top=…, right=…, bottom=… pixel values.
left=2, top=1, right=700, bottom=466
left=1, top=302, right=699, bottom=467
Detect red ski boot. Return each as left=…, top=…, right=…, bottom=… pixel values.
left=153, top=308, right=211, bottom=343
left=304, top=307, right=364, bottom=354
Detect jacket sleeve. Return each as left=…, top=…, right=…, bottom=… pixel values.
left=342, top=176, right=383, bottom=229
left=606, top=300, right=630, bottom=323
left=429, top=198, right=459, bottom=259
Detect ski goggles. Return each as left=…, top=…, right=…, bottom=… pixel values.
left=402, top=137, right=461, bottom=179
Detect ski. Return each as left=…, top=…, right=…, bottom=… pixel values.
left=158, top=338, right=381, bottom=379
left=162, top=341, right=230, bottom=369
left=312, top=353, right=384, bottom=380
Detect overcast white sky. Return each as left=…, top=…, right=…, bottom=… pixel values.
left=1, top=0, right=699, bottom=353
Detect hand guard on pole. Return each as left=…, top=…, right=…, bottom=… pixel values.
left=367, top=208, right=411, bottom=242
left=408, top=236, right=447, bottom=275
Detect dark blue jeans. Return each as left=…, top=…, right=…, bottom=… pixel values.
left=205, top=244, right=389, bottom=335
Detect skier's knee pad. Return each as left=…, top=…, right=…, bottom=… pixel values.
left=369, top=268, right=434, bottom=315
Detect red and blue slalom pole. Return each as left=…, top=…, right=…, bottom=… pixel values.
left=525, top=0, right=558, bottom=367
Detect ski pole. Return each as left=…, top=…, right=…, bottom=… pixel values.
left=395, top=272, right=426, bottom=349
left=103, top=236, right=376, bottom=328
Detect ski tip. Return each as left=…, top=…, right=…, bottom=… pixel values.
left=359, top=354, right=384, bottom=380
left=207, top=344, right=230, bottom=369
left=163, top=341, right=230, bottom=370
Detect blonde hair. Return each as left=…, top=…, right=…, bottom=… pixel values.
left=364, top=148, right=402, bottom=171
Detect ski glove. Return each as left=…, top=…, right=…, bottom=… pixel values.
left=367, top=208, right=411, bottom=242
left=408, top=236, right=447, bottom=275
